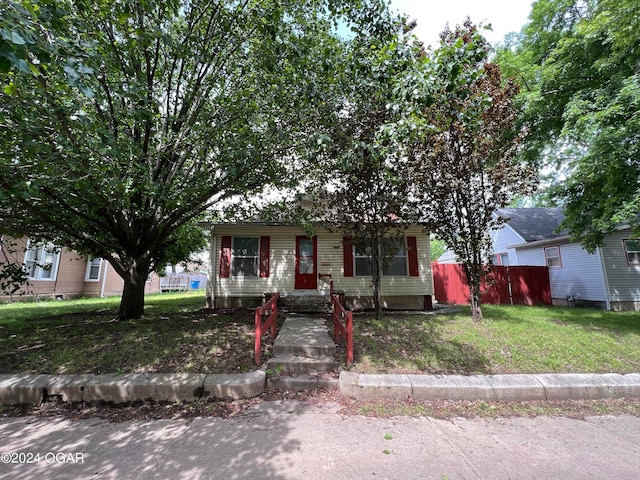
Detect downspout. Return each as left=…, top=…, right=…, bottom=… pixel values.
left=100, top=260, right=108, bottom=298
left=597, top=246, right=612, bottom=310
left=206, top=227, right=216, bottom=309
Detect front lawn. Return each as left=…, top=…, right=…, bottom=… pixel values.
left=2, top=295, right=639, bottom=376
left=0, top=292, right=259, bottom=375
left=352, top=305, right=640, bottom=374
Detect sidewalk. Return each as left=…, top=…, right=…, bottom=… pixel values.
left=1, top=370, right=640, bottom=405
left=1, top=400, right=640, bottom=479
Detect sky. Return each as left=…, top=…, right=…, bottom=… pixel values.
left=387, top=0, right=535, bottom=48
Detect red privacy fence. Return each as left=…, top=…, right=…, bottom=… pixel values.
left=432, top=263, right=552, bottom=306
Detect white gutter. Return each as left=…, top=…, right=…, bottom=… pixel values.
left=506, top=235, right=572, bottom=250
left=100, top=259, right=108, bottom=298
left=597, top=246, right=612, bottom=310
left=207, top=228, right=216, bottom=309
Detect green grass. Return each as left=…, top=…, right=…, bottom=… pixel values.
left=0, top=292, right=261, bottom=375
left=2, top=296, right=640, bottom=376
left=352, top=305, right=640, bottom=375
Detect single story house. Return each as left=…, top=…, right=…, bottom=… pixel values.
left=0, top=236, right=161, bottom=301
left=203, top=223, right=434, bottom=311
left=492, top=208, right=640, bottom=311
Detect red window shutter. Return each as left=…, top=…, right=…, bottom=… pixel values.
left=220, top=236, right=231, bottom=278
left=407, top=236, right=420, bottom=277
left=343, top=237, right=353, bottom=277
left=259, top=236, right=270, bottom=278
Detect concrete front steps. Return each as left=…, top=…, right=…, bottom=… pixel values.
left=266, top=316, right=339, bottom=391
left=278, top=294, right=332, bottom=313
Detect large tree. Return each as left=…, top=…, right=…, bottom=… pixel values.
left=496, top=0, right=640, bottom=250
left=406, top=22, right=536, bottom=320
left=0, top=0, right=355, bottom=319
left=308, top=11, right=423, bottom=319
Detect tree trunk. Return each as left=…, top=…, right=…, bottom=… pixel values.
left=469, top=283, right=483, bottom=321
left=465, top=263, right=483, bottom=321
left=372, top=237, right=384, bottom=320
left=118, top=264, right=149, bottom=320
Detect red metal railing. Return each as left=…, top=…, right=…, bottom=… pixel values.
left=254, top=292, right=280, bottom=366
left=331, top=293, right=353, bottom=366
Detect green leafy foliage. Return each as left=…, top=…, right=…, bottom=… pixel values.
left=497, top=0, right=640, bottom=249
left=405, top=21, right=536, bottom=320
left=0, top=0, right=365, bottom=319
left=304, top=9, right=424, bottom=319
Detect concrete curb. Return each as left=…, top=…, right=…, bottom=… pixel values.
left=339, top=372, right=640, bottom=402
left=0, top=371, right=266, bottom=405
left=3, top=371, right=640, bottom=406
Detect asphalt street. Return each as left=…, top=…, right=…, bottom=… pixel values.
left=1, top=400, right=639, bottom=480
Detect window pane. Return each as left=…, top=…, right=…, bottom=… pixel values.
left=40, top=265, right=53, bottom=279
left=382, top=238, right=407, bottom=276
left=545, top=246, right=560, bottom=268
left=299, top=258, right=314, bottom=274
left=625, top=240, right=640, bottom=264
left=299, top=239, right=314, bottom=257
left=355, top=258, right=372, bottom=276
left=383, top=257, right=407, bottom=276
left=231, top=257, right=258, bottom=276
left=625, top=240, right=640, bottom=252
left=88, top=258, right=101, bottom=280
left=355, top=243, right=372, bottom=257
left=89, top=265, right=100, bottom=279
left=383, top=238, right=404, bottom=256
left=233, top=237, right=258, bottom=256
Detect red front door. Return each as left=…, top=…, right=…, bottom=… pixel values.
left=295, top=236, right=317, bottom=289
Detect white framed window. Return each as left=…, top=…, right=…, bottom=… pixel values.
left=85, top=257, right=103, bottom=281
left=354, top=241, right=373, bottom=277
left=623, top=239, right=640, bottom=265
left=382, top=238, right=407, bottom=276
left=231, top=237, right=259, bottom=276
left=493, top=253, right=509, bottom=266
left=354, top=238, right=408, bottom=277
left=544, top=245, right=562, bottom=268
left=23, top=240, right=61, bottom=280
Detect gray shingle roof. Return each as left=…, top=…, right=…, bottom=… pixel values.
left=495, top=207, right=566, bottom=242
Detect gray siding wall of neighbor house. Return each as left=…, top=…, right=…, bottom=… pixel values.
left=209, top=225, right=432, bottom=310
left=516, top=242, right=608, bottom=308
left=491, top=225, right=524, bottom=265
left=600, top=229, right=640, bottom=310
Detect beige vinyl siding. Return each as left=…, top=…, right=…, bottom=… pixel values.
left=212, top=225, right=433, bottom=298
left=214, top=225, right=298, bottom=297
left=601, top=229, right=640, bottom=303
left=332, top=227, right=432, bottom=297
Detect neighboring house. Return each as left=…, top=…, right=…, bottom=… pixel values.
left=493, top=208, right=640, bottom=311
left=0, top=236, right=161, bottom=301
left=202, top=223, right=433, bottom=311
